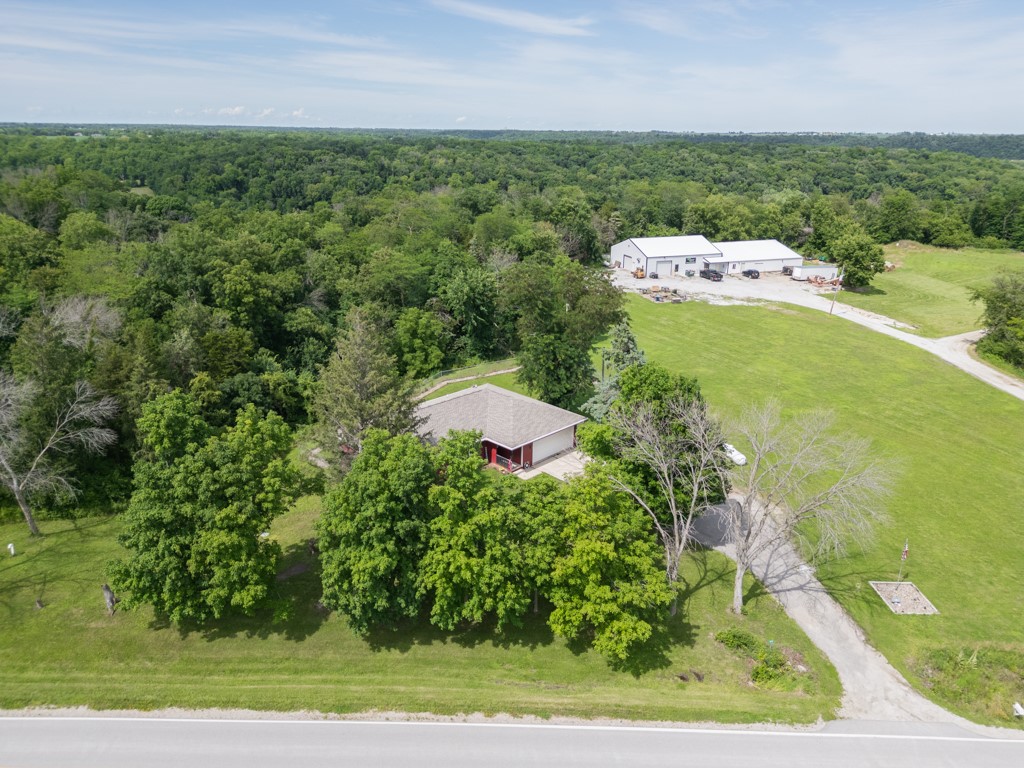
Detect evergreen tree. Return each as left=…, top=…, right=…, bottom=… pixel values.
left=313, top=305, right=421, bottom=458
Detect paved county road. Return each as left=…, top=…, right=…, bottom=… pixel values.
left=2, top=717, right=1024, bottom=768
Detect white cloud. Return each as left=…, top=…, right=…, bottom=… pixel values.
left=619, top=4, right=698, bottom=39
left=292, top=49, right=491, bottom=89
left=217, top=105, right=246, bottom=116
left=431, top=0, right=595, bottom=37
left=455, top=115, right=467, bottom=123
left=255, top=107, right=276, bottom=118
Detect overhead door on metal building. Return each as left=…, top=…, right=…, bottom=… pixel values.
left=655, top=260, right=672, bottom=277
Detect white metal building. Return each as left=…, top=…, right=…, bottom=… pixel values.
left=706, top=239, right=805, bottom=275
left=611, top=235, right=721, bottom=277
left=611, top=236, right=805, bottom=277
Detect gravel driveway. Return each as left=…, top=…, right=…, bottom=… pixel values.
left=613, top=270, right=1024, bottom=403
left=693, top=503, right=1021, bottom=735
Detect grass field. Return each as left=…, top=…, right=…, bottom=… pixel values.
left=423, top=371, right=526, bottom=400
left=0, top=498, right=840, bottom=722
left=626, top=295, right=1024, bottom=725
left=835, top=243, right=1024, bottom=337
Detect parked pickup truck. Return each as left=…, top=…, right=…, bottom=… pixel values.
left=741, top=269, right=760, bottom=279
left=699, top=269, right=723, bottom=281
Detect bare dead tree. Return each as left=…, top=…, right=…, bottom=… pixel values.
left=0, top=307, right=18, bottom=339
left=47, top=296, right=121, bottom=351
left=0, top=374, right=118, bottom=535
left=606, top=397, right=728, bottom=614
left=724, top=400, right=892, bottom=614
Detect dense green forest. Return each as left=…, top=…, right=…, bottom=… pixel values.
left=2, top=126, right=1024, bottom=517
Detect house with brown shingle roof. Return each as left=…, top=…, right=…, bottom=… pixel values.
left=416, top=384, right=586, bottom=472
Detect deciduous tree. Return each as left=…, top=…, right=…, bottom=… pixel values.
left=316, top=429, right=436, bottom=633
left=111, top=396, right=298, bottom=623
left=419, top=431, right=562, bottom=630
left=972, top=271, right=1024, bottom=369
left=0, top=375, right=117, bottom=535
left=604, top=391, right=726, bottom=614
left=723, top=400, right=891, bottom=613
left=547, top=465, right=673, bottom=664
left=516, top=333, right=595, bottom=410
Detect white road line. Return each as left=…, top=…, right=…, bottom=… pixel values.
left=2, top=717, right=1022, bottom=743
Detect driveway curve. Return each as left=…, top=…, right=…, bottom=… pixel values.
left=693, top=506, right=993, bottom=731
left=612, top=271, right=1024, bottom=403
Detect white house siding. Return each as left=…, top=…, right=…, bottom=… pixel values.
left=531, top=427, right=575, bottom=463
left=611, top=240, right=644, bottom=271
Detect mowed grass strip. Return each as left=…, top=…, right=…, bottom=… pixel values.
left=835, top=244, right=1024, bottom=337
left=423, top=371, right=526, bottom=400
left=627, top=295, right=1024, bottom=724
left=0, top=498, right=839, bottom=722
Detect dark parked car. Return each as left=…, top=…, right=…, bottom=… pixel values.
left=742, top=269, right=760, bottom=279
left=699, top=269, right=723, bottom=281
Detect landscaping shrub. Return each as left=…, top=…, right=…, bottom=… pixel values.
left=715, top=627, right=762, bottom=656
left=752, top=646, right=789, bottom=684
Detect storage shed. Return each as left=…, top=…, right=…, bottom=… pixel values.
left=790, top=264, right=840, bottom=281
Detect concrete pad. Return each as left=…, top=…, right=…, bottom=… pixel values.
left=518, top=450, right=589, bottom=482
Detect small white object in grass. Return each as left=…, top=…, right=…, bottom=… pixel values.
left=723, top=443, right=747, bottom=465
left=259, top=531, right=270, bottom=539
left=7, top=543, right=14, bottom=556
left=1014, top=701, right=1024, bottom=717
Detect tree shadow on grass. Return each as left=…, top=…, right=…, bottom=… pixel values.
left=810, top=561, right=896, bottom=615
left=844, top=285, right=887, bottom=296
left=168, top=541, right=328, bottom=643
left=0, top=516, right=116, bottom=618
left=364, top=609, right=556, bottom=654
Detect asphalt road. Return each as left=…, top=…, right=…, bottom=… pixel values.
left=2, top=717, right=1024, bottom=768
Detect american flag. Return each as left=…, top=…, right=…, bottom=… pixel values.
left=901, top=541, right=909, bottom=561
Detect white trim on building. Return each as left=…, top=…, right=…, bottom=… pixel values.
left=612, top=236, right=805, bottom=276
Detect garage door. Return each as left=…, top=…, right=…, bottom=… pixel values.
left=532, top=429, right=574, bottom=463
left=655, top=260, right=672, bottom=277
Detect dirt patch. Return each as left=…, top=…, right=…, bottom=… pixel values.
left=869, top=581, right=939, bottom=615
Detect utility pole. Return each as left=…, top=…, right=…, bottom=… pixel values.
left=829, top=268, right=844, bottom=315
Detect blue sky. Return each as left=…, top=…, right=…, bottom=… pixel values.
left=2, top=0, right=1022, bottom=131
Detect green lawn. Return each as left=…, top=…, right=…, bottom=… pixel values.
left=835, top=243, right=1024, bottom=337
left=0, top=500, right=839, bottom=722
left=423, top=371, right=527, bottom=400
left=627, top=295, right=1024, bottom=725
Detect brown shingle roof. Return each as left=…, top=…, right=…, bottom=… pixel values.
left=416, top=384, right=586, bottom=449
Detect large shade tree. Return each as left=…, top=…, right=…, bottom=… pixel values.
left=316, top=429, right=436, bottom=633
left=111, top=393, right=299, bottom=623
